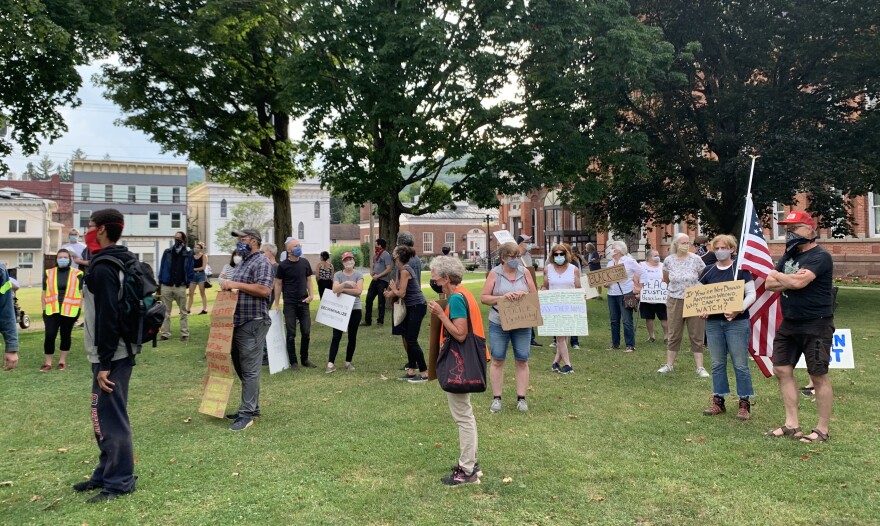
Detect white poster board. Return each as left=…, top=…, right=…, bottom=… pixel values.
left=640, top=279, right=668, bottom=304
left=536, top=289, right=589, bottom=337
left=796, top=329, right=854, bottom=369
left=267, top=310, right=290, bottom=374
left=581, top=274, right=599, bottom=299
left=493, top=230, right=515, bottom=245
left=315, top=289, right=356, bottom=332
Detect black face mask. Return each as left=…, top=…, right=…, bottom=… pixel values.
left=785, top=231, right=811, bottom=254
left=174, top=239, right=183, bottom=246
left=441, top=248, right=451, bottom=255
left=429, top=279, right=444, bottom=294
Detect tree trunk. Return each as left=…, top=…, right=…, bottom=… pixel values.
left=272, top=187, right=292, bottom=249
left=377, top=197, right=402, bottom=246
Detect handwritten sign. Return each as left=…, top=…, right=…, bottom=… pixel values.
left=315, top=289, right=356, bottom=332
left=796, top=329, right=855, bottom=369
left=683, top=280, right=744, bottom=317
left=199, top=291, right=238, bottom=418
left=536, top=289, right=588, bottom=337
left=493, top=230, right=515, bottom=245
left=498, top=293, right=544, bottom=331
left=640, top=279, right=668, bottom=304
left=586, top=264, right=627, bottom=288
left=266, top=310, right=290, bottom=374
left=581, top=274, right=599, bottom=299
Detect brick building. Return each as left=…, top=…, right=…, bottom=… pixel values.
left=0, top=174, right=73, bottom=228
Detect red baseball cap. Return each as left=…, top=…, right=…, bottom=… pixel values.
left=777, top=210, right=815, bottom=228
left=341, top=251, right=355, bottom=261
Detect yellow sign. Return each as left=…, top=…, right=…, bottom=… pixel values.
left=198, top=376, right=235, bottom=418
left=199, top=291, right=238, bottom=418
left=683, top=280, right=745, bottom=317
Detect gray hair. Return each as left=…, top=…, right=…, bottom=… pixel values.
left=647, top=248, right=660, bottom=259
left=396, top=231, right=414, bottom=247
left=671, top=233, right=690, bottom=254
left=285, top=238, right=300, bottom=251
left=262, top=242, right=277, bottom=258
left=610, top=240, right=629, bottom=255
left=430, top=255, right=465, bottom=285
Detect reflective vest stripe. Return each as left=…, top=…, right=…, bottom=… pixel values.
left=43, top=268, right=83, bottom=317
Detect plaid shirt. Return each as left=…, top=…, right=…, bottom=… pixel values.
left=231, top=250, right=273, bottom=327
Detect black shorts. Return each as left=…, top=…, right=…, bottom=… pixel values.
left=772, top=317, right=835, bottom=376
left=639, top=302, right=667, bottom=320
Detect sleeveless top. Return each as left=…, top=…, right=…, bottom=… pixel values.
left=193, top=254, right=204, bottom=270
left=318, top=263, right=333, bottom=280
left=546, top=263, right=576, bottom=290
left=401, top=265, right=426, bottom=306
left=489, top=264, right=529, bottom=325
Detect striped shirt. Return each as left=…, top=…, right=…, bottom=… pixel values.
left=231, top=251, right=273, bottom=327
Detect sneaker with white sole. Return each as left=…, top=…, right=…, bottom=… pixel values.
left=441, top=465, right=480, bottom=486
left=696, top=367, right=710, bottom=378
left=657, top=363, right=674, bottom=374
left=549, top=341, right=556, bottom=348
left=516, top=399, right=529, bottom=412
left=572, top=344, right=580, bottom=349
left=559, top=364, right=574, bottom=374
left=490, top=398, right=502, bottom=413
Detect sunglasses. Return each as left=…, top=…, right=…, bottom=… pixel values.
left=552, top=252, right=565, bottom=256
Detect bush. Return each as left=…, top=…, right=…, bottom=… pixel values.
left=330, top=246, right=365, bottom=271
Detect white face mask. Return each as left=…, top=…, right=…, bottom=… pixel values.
left=232, top=255, right=243, bottom=265
left=343, top=260, right=355, bottom=270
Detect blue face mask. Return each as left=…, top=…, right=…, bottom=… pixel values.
left=505, top=258, right=520, bottom=269
left=236, top=241, right=251, bottom=257
left=554, top=256, right=565, bottom=265
left=68, top=235, right=78, bottom=243
left=57, top=258, right=70, bottom=268
left=291, top=247, right=303, bottom=258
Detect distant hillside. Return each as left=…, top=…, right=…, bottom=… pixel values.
left=188, top=165, right=206, bottom=184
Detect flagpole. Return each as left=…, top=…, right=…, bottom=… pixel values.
left=735, top=155, right=759, bottom=279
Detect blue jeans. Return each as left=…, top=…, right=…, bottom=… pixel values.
left=488, top=322, right=531, bottom=361
left=608, top=295, right=635, bottom=348
left=705, top=318, right=754, bottom=398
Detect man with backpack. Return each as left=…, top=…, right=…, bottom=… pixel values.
left=75, top=209, right=139, bottom=502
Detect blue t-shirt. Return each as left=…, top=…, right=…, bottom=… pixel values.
left=448, top=293, right=468, bottom=320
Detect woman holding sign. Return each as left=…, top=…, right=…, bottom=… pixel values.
left=326, top=252, right=364, bottom=373
left=605, top=241, right=642, bottom=353
left=699, top=235, right=756, bottom=419
left=542, top=244, right=581, bottom=374
left=639, top=249, right=669, bottom=344
left=481, top=241, right=538, bottom=412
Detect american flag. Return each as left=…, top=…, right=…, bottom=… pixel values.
left=738, top=197, right=781, bottom=377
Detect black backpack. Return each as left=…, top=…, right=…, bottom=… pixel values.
left=91, top=254, right=166, bottom=355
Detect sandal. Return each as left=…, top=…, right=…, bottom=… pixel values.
left=764, top=425, right=801, bottom=438
left=799, top=428, right=829, bottom=443
left=800, top=386, right=815, bottom=397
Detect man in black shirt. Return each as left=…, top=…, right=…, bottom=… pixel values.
left=765, top=211, right=835, bottom=443
left=274, top=238, right=316, bottom=369
left=158, top=231, right=194, bottom=342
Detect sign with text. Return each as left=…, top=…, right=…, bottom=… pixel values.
left=586, top=264, right=627, bottom=288
left=536, top=289, right=588, bottom=337
left=199, top=290, right=237, bottom=418
left=267, top=310, right=290, bottom=374
left=315, top=289, right=356, bottom=332
left=493, top=229, right=515, bottom=245
left=796, top=329, right=855, bottom=369
left=498, top=293, right=544, bottom=331
left=581, top=274, right=600, bottom=299
left=640, top=279, right=668, bottom=304
left=682, top=280, right=744, bottom=317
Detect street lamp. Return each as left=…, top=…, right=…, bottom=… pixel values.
left=485, top=214, right=494, bottom=272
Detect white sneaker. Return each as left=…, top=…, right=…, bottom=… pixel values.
left=516, top=399, right=529, bottom=412
left=490, top=398, right=502, bottom=413
left=572, top=344, right=580, bottom=349
left=549, top=341, right=556, bottom=348
left=696, top=367, right=710, bottom=378
left=657, top=364, right=674, bottom=374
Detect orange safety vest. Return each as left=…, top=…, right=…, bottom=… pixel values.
left=43, top=267, right=83, bottom=317
left=442, top=285, right=489, bottom=360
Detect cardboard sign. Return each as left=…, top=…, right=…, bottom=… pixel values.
left=498, top=292, right=544, bottom=331
left=586, top=264, right=627, bottom=288
left=581, top=274, right=599, bottom=299
left=267, top=310, right=290, bottom=374
left=796, top=329, right=855, bottom=369
left=199, top=291, right=238, bottom=418
left=427, top=297, right=448, bottom=381
left=536, top=289, right=588, bottom=337
left=682, top=280, right=745, bottom=317
left=315, top=289, right=356, bottom=332
left=493, top=230, right=515, bottom=245
left=640, top=279, right=668, bottom=304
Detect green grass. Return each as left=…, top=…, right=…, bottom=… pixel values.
left=2, top=285, right=879, bottom=525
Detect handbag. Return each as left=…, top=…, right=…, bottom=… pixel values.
left=392, top=300, right=407, bottom=326
left=617, top=282, right=639, bottom=310
left=436, top=295, right=487, bottom=393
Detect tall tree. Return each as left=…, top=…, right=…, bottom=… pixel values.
left=99, top=0, right=308, bottom=248
left=56, top=148, right=87, bottom=182
left=36, top=153, right=55, bottom=180
left=284, top=0, right=536, bottom=242
left=22, top=162, right=38, bottom=180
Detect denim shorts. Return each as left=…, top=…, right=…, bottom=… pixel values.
left=488, top=321, right=531, bottom=361
left=192, top=271, right=207, bottom=284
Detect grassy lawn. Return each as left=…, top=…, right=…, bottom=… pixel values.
left=2, top=284, right=878, bottom=525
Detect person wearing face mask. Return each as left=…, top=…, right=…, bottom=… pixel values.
left=384, top=245, right=429, bottom=382
left=157, top=231, right=194, bottom=342
left=605, top=241, right=642, bottom=352
left=638, top=249, right=669, bottom=344
left=441, top=246, right=452, bottom=256
left=315, top=251, right=334, bottom=299
left=481, top=241, right=537, bottom=412
left=363, top=238, right=393, bottom=326
left=658, top=233, right=708, bottom=376
left=61, top=228, right=88, bottom=270
left=40, top=248, right=83, bottom=371
left=542, top=244, right=582, bottom=374
left=698, top=235, right=757, bottom=420
left=516, top=235, right=541, bottom=347
left=764, top=211, right=835, bottom=443
left=187, top=242, right=209, bottom=315
left=585, top=242, right=603, bottom=300
left=274, top=238, right=316, bottom=370
left=220, top=250, right=242, bottom=280
left=326, top=252, right=364, bottom=372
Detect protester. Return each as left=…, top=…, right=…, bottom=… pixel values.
left=428, top=256, right=483, bottom=485
left=221, top=229, right=273, bottom=431
left=61, top=228, right=88, bottom=270
left=187, top=242, right=209, bottom=315
left=605, top=240, right=641, bottom=352
left=517, top=235, right=541, bottom=347
left=0, top=263, right=19, bottom=371
left=261, top=242, right=279, bottom=303
left=362, top=238, right=393, bottom=326
left=274, top=238, right=316, bottom=370
left=75, top=209, right=137, bottom=502
left=327, top=252, right=364, bottom=373
left=441, top=246, right=452, bottom=256
left=384, top=245, right=429, bottom=382
left=158, top=231, right=194, bottom=342
left=657, top=233, right=709, bottom=376
left=40, top=249, right=83, bottom=371
left=396, top=232, right=422, bottom=283
left=638, top=249, right=668, bottom=344
left=765, top=211, right=835, bottom=443
left=585, top=242, right=602, bottom=299
left=567, top=245, right=582, bottom=350
left=481, top=241, right=537, bottom=412
left=219, top=250, right=240, bottom=280
left=699, top=235, right=757, bottom=420
left=315, top=251, right=334, bottom=299
left=542, top=243, right=581, bottom=373
left=694, top=234, right=717, bottom=266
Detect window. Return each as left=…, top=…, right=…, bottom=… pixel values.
left=150, top=186, right=159, bottom=204
left=571, top=212, right=578, bottom=230
left=423, top=232, right=434, bottom=253
left=298, top=222, right=305, bottom=239
left=531, top=208, right=538, bottom=238
left=870, top=193, right=880, bottom=237
left=82, top=184, right=90, bottom=202
left=149, top=212, right=159, bottom=229
left=172, top=187, right=181, bottom=204
left=314, top=200, right=320, bottom=218
left=105, top=184, right=113, bottom=202
left=553, top=209, right=561, bottom=231
left=8, top=220, right=25, bottom=233
left=444, top=232, right=455, bottom=252
left=171, top=212, right=181, bottom=229
left=128, top=186, right=137, bottom=203
left=771, top=201, right=786, bottom=240
left=79, top=210, right=91, bottom=229
left=364, top=235, right=370, bottom=242
left=220, top=199, right=227, bottom=218
left=17, top=252, right=34, bottom=269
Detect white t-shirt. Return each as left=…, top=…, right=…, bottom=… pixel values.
left=607, top=255, right=640, bottom=296
left=61, top=241, right=87, bottom=269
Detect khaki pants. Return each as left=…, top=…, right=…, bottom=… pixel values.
left=666, top=297, right=704, bottom=354
left=160, top=284, right=189, bottom=338
left=446, top=392, right=477, bottom=473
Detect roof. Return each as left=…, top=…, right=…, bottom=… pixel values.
left=330, top=224, right=361, bottom=239
left=401, top=203, right=497, bottom=221
left=0, top=187, right=44, bottom=200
